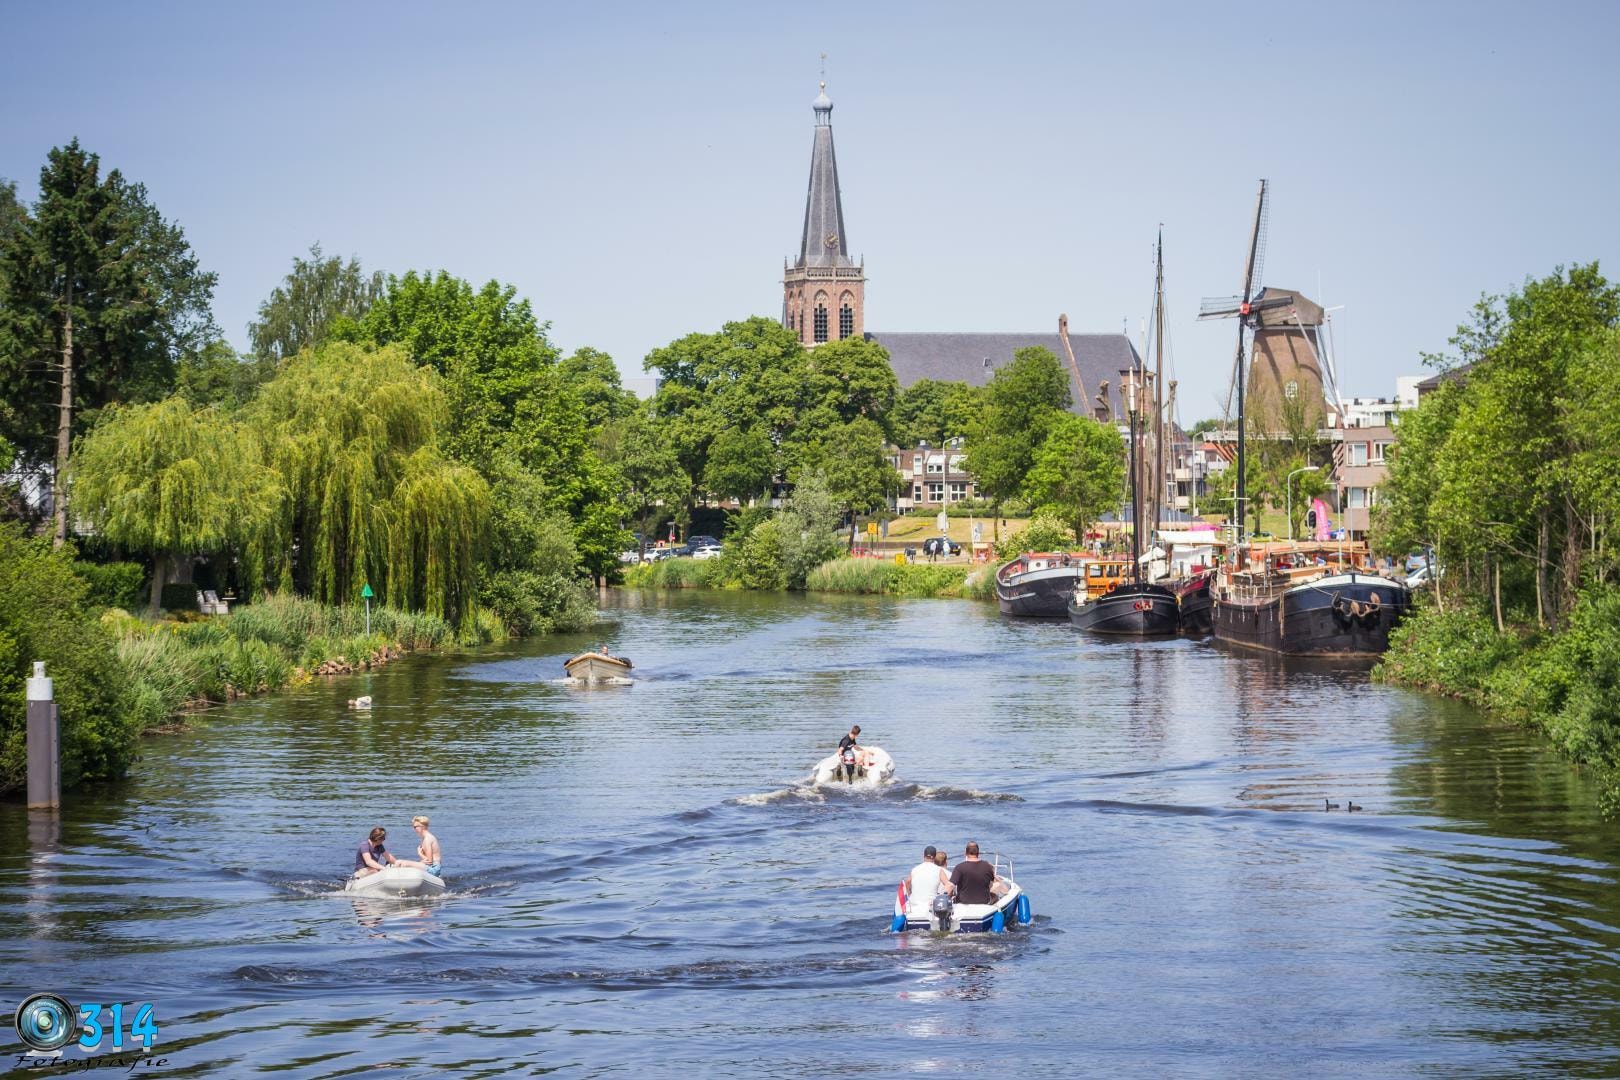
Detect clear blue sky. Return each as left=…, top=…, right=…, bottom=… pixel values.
left=5, top=1, right=1617, bottom=420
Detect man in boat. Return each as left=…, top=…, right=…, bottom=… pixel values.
left=354, top=826, right=397, bottom=878
left=907, top=845, right=954, bottom=916
left=948, top=841, right=1002, bottom=905
left=837, top=725, right=863, bottom=783
left=395, top=814, right=442, bottom=877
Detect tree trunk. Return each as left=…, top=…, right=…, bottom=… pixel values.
left=1433, top=542, right=1446, bottom=614
left=1535, top=510, right=1550, bottom=630
left=52, top=283, right=74, bottom=549
left=148, top=551, right=169, bottom=614
left=1492, top=554, right=1504, bottom=634
left=1562, top=496, right=1583, bottom=615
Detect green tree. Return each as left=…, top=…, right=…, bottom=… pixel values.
left=69, top=397, right=281, bottom=612
left=964, top=346, right=1072, bottom=522
left=892, top=378, right=987, bottom=446
left=645, top=317, right=807, bottom=491
left=792, top=416, right=900, bottom=524
left=248, top=341, right=490, bottom=631
left=1023, top=413, right=1125, bottom=539
left=0, top=524, right=136, bottom=794
left=247, top=243, right=383, bottom=365
left=559, top=346, right=637, bottom=429
left=703, top=426, right=776, bottom=503
left=346, top=271, right=617, bottom=576
left=0, top=139, right=218, bottom=535
left=609, top=407, right=692, bottom=558
left=175, top=338, right=276, bottom=409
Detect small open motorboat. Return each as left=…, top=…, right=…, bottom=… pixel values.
left=811, top=745, right=895, bottom=787
left=344, top=865, right=446, bottom=899
left=564, top=650, right=633, bottom=684
left=891, top=853, right=1031, bottom=933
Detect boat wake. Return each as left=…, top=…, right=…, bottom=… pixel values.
left=731, top=782, right=1021, bottom=807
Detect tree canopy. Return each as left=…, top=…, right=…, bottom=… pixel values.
left=247, top=243, right=383, bottom=366
left=1023, top=413, right=1125, bottom=538
left=964, top=346, right=1073, bottom=508
left=0, top=139, right=217, bottom=470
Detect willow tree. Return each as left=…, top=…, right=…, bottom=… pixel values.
left=69, top=397, right=280, bottom=611
left=248, top=341, right=489, bottom=630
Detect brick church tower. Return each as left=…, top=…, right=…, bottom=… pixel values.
left=782, top=82, right=865, bottom=346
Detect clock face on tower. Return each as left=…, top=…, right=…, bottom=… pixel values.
left=823, top=232, right=839, bottom=249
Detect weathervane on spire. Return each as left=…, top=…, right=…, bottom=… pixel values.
left=820, top=52, right=827, bottom=88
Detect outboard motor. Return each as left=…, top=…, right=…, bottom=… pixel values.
left=930, top=891, right=955, bottom=933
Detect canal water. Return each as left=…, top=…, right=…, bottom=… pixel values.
left=3, top=590, right=1618, bottom=1077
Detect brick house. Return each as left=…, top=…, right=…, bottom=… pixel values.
left=888, top=438, right=976, bottom=511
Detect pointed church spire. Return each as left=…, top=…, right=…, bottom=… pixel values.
left=782, top=73, right=864, bottom=347
left=798, top=80, right=851, bottom=269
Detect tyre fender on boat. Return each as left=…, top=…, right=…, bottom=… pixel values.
left=1015, top=893, right=1032, bottom=925
left=990, top=910, right=1006, bottom=933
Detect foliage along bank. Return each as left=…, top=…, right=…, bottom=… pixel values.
left=1373, top=265, right=1620, bottom=805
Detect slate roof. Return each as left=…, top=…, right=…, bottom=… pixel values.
left=865, top=331, right=1144, bottom=417
left=795, top=86, right=853, bottom=270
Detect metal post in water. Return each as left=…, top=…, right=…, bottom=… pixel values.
left=26, top=661, right=59, bottom=809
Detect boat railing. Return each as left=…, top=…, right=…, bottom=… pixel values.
left=989, top=852, right=1015, bottom=883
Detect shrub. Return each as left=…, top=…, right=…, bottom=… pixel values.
left=480, top=569, right=595, bottom=637
left=160, top=582, right=200, bottom=612
left=994, top=512, right=1075, bottom=560
left=0, top=525, right=138, bottom=794
left=74, top=560, right=148, bottom=611
left=1373, top=603, right=1522, bottom=702
left=736, top=520, right=788, bottom=590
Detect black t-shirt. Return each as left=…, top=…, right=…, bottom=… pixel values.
left=838, top=734, right=858, bottom=759
left=950, top=859, right=996, bottom=905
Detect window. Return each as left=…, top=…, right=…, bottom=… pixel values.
left=1372, top=441, right=1391, bottom=463
left=926, top=457, right=945, bottom=474
left=912, top=454, right=923, bottom=473
left=1088, top=565, right=1104, bottom=578
left=1349, top=442, right=1368, bottom=467
left=1347, top=487, right=1368, bottom=508
left=948, top=455, right=965, bottom=472
left=912, top=485, right=922, bottom=502
left=839, top=304, right=853, bottom=339
left=927, top=482, right=944, bottom=502
left=814, top=305, right=828, bottom=343
left=1285, top=380, right=1299, bottom=400
left=949, top=482, right=968, bottom=502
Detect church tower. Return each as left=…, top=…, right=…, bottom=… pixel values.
left=783, top=82, right=865, bottom=346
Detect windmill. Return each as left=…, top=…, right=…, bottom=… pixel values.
left=1196, top=180, right=1290, bottom=542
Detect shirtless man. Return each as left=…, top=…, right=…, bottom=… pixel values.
left=395, top=815, right=442, bottom=877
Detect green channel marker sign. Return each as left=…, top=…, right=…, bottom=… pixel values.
left=361, top=584, right=374, bottom=598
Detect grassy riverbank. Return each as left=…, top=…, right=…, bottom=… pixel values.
left=1375, top=590, right=1620, bottom=807
left=623, top=555, right=994, bottom=600
left=111, top=595, right=505, bottom=733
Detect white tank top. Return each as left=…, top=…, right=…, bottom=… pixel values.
left=908, top=861, right=943, bottom=913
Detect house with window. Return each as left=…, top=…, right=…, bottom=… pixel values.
left=888, top=437, right=976, bottom=511
left=1334, top=424, right=1393, bottom=538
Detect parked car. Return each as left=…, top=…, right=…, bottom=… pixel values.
left=921, top=537, right=961, bottom=558
left=691, top=543, right=723, bottom=560
left=618, top=549, right=643, bottom=565
left=687, top=534, right=721, bottom=549
left=1405, top=563, right=1443, bottom=590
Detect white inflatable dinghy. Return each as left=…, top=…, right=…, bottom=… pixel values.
left=344, top=865, right=446, bottom=899
left=811, top=745, right=895, bottom=787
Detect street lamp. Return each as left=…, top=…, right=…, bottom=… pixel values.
left=1286, top=466, right=1321, bottom=541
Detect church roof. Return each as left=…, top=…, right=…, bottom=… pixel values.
left=795, top=83, right=853, bottom=270
left=865, top=331, right=1144, bottom=417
